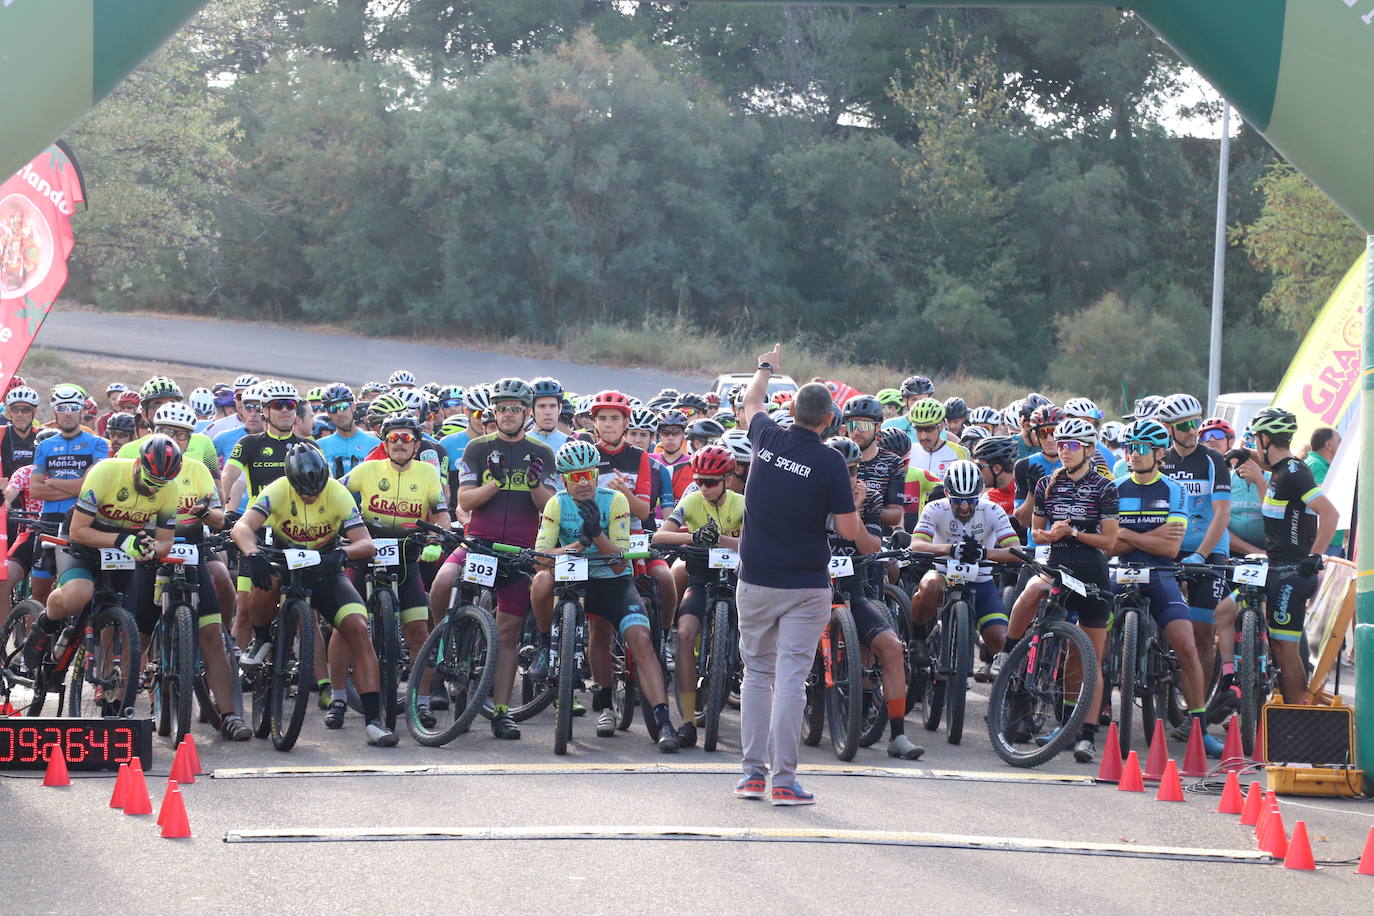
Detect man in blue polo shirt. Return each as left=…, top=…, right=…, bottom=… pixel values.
left=736, top=345, right=867, bottom=807
left=30, top=385, right=109, bottom=604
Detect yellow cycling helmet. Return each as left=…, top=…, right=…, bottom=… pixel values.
left=907, top=397, right=946, bottom=427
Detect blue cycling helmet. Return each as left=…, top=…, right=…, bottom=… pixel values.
left=1123, top=418, right=1171, bottom=450
left=531, top=377, right=564, bottom=402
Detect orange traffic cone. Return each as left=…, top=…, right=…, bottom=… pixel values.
left=109, top=762, right=129, bottom=809
left=1155, top=759, right=1185, bottom=802
left=1217, top=769, right=1244, bottom=815
left=159, top=784, right=191, bottom=839
left=1239, top=780, right=1264, bottom=825
left=1357, top=826, right=1374, bottom=875
left=169, top=741, right=196, bottom=785
left=1261, top=804, right=1288, bottom=859
left=1097, top=722, right=1123, bottom=783
left=183, top=734, right=204, bottom=775
left=122, top=757, right=152, bottom=816
left=1181, top=718, right=1208, bottom=778
left=1220, top=716, right=1245, bottom=769
left=42, top=745, right=70, bottom=787
left=1118, top=751, right=1145, bottom=792
left=157, top=778, right=177, bottom=827
left=1142, top=719, right=1168, bottom=782
left=1283, top=821, right=1316, bottom=870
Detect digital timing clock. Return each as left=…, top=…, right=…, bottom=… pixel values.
left=0, top=718, right=153, bottom=771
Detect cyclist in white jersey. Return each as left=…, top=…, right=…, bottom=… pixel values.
left=905, top=397, right=969, bottom=475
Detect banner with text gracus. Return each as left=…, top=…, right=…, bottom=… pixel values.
left=0, top=143, right=85, bottom=390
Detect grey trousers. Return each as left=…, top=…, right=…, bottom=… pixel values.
left=737, top=579, right=832, bottom=788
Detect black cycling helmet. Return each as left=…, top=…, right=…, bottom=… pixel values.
left=380, top=414, right=423, bottom=438
left=878, top=428, right=911, bottom=457
left=826, top=436, right=862, bottom=465
left=943, top=397, right=969, bottom=421
left=676, top=393, right=709, bottom=415
left=841, top=395, right=884, bottom=423
left=900, top=376, right=935, bottom=399
left=684, top=418, right=725, bottom=442
left=657, top=409, right=689, bottom=431
left=105, top=412, right=138, bottom=435
left=822, top=401, right=843, bottom=439
left=139, top=434, right=183, bottom=484
left=284, top=441, right=330, bottom=497
left=1019, top=392, right=1051, bottom=420
left=530, top=377, right=564, bottom=402
left=973, top=435, right=1020, bottom=471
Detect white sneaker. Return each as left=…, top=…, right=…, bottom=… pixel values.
left=990, top=651, right=1010, bottom=678
left=365, top=720, right=398, bottom=747
left=238, top=640, right=271, bottom=670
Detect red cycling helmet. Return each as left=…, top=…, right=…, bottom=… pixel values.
left=1199, top=417, right=1235, bottom=439
left=5, top=374, right=25, bottom=393
left=704, top=392, right=721, bottom=407
left=116, top=390, right=141, bottom=410
left=1030, top=404, right=1066, bottom=431
left=771, top=391, right=794, bottom=406
left=691, top=444, right=736, bottom=478
left=139, top=433, right=184, bottom=484
left=590, top=389, right=632, bottom=418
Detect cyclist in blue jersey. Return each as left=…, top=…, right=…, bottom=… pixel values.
left=529, top=377, right=570, bottom=455
left=30, top=385, right=109, bottom=604
left=315, top=384, right=380, bottom=478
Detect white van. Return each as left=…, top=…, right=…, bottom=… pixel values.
left=1213, top=392, right=1273, bottom=436
left=712, top=372, right=798, bottom=401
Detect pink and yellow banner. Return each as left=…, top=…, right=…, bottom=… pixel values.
left=1271, top=252, right=1365, bottom=447
left=0, top=143, right=84, bottom=391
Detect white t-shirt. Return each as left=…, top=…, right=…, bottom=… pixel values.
left=912, top=497, right=1017, bottom=583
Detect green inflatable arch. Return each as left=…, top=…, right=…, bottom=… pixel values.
left=4, top=0, right=1374, bottom=779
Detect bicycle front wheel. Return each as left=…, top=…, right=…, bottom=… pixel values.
left=703, top=599, right=732, bottom=752
left=1237, top=607, right=1262, bottom=757
left=1, top=599, right=49, bottom=716
left=407, top=607, right=497, bottom=746
left=67, top=605, right=140, bottom=718
left=824, top=607, right=863, bottom=761
left=553, top=601, right=579, bottom=755
left=269, top=599, right=314, bottom=751
left=1117, top=609, right=1140, bottom=758
left=168, top=605, right=196, bottom=745
left=986, top=620, right=1098, bottom=768
left=369, top=586, right=402, bottom=732
left=945, top=600, right=973, bottom=745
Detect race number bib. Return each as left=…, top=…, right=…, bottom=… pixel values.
left=708, top=548, right=739, bottom=570
left=827, top=555, right=855, bottom=578
left=463, top=553, right=498, bottom=587
left=629, top=534, right=650, bottom=554
left=555, top=556, right=588, bottom=582
left=1233, top=562, right=1269, bottom=587
left=1058, top=571, right=1088, bottom=597
left=945, top=560, right=978, bottom=582
left=168, top=544, right=199, bottom=565
left=99, top=549, right=135, bottom=571
left=371, top=538, right=400, bottom=568
left=1034, top=545, right=1051, bottom=563
left=1114, top=566, right=1149, bottom=584
left=285, top=549, right=321, bottom=570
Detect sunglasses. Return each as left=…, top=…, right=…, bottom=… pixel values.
left=845, top=419, right=878, bottom=431
left=7, top=404, right=34, bottom=412
left=950, top=496, right=978, bottom=508
left=695, top=476, right=725, bottom=487
left=326, top=401, right=353, bottom=413
left=1125, top=442, right=1154, bottom=455
left=242, top=403, right=264, bottom=413
left=1056, top=440, right=1084, bottom=452
left=140, top=468, right=175, bottom=489
left=155, top=426, right=190, bottom=440
left=1171, top=419, right=1200, bottom=432
left=53, top=404, right=82, bottom=413
left=267, top=399, right=299, bottom=411
left=440, top=397, right=463, bottom=409
left=493, top=404, right=524, bottom=415
left=385, top=432, right=417, bottom=445
left=1200, top=430, right=1228, bottom=443
left=563, top=468, right=598, bottom=485
left=914, top=424, right=941, bottom=434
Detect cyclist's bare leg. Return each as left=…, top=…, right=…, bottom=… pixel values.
left=871, top=630, right=907, bottom=707
left=1270, top=638, right=1309, bottom=705
left=31, top=575, right=53, bottom=605
left=588, top=615, right=613, bottom=687
left=1214, top=595, right=1237, bottom=676
left=1164, top=618, right=1206, bottom=710
left=493, top=611, right=522, bottom=707
left=44, top=578, right=92, bottom=621
left=337, top=613, right=379, bottom=692
left=428, top=563, right=458, bottom=627
left=199, top=623, right=237, bottom=714
left=675, top=611, right=701, bottom=719
left=329, top=633, right=351, bottom=696
left=530, top=570, right=554, bottom=632
left=911, top=571, right=943, bottom=626
left=981, top=623, right=1007, bottom=655
left=650, top=564, right=677, bottom=628
left=1008, top=576, right=1049, bottom=640
left=1192, top=620, right=1216, bottom=692
left=626, top=625, right=668, bottom=707
left=208, top=560, right=234, bottom=628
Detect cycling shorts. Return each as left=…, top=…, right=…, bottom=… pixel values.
left=249, top=565, right=366, bottom=628
left=1176, top=551, right=1228, bottom=624
left=347, top=559, right=429, bottom=626
left=140, top=564, right=223, bottom=634
left=582, top=577, right=651, bottom=636
left=1046, top=548, right=1111, bottom=629
left=444, top=546, right=531, bottom=619
left=928, top=573, right=1008, bottom=632
left=1266, top=570, right=1317, bottom=644
left=1113, top=573, right=1189, bottom=631
left=5, top=529, right=34, bottom=575
left=29, top=512, right=66, bottom=579
left=677, top=576, right=713, bottom=622
left=849, top=592, right=894, bottom=646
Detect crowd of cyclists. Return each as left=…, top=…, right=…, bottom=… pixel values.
left=0, top=366, right=1341, bottom=765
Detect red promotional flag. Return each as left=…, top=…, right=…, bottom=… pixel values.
left=824, top=380, right=860, bottom=407
left=0, top=143, right=85, bottom=391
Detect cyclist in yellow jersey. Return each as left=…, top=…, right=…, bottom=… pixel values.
left=334, top=416, right=451, bottom=730
left=19, top=438, right=184, bottom=671
left=123, top=376, right=220, bottom=480
left=231, top=442, right=395, bottom=746
left=651, top=445, right=743, bottom=747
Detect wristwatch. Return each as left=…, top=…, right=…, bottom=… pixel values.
left=757, top=361, right=774, bottom=374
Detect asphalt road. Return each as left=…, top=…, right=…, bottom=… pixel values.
left=6, top=680, right=1370, bottom=914
left=33, top=310, right=709, bottom=399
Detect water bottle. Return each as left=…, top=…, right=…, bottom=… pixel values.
left=51, top=625, right=76, bottom=661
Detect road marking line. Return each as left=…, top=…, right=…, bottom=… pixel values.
left=211, top=762, right=1093, bottom=786
left=221, top=823, right=1273, bottom=863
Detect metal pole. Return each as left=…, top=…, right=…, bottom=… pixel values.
left=1206, top=104, right=1231, bottom=414
left=1357, top=234, right=1374, bottom=791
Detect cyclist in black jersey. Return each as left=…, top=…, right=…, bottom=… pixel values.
left=1, top=386, right=39, bottom=477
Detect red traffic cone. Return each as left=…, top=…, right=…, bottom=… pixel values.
left=1283, top=821, right=1316, bottom=870
left=109, top=762, right=129, bottom=809
left=1357, top=826, right=1374, bottom=875
left=1181, top=717, right=1208, bottom=778
left=1097, top=722, right=1123, bottom=783
left=159, top=784, right=192, bottom=839
left=157, top=779, right=177, bottom=827
left=1255, top=797, right=1274, bottom=843
left=1142, top=719, right=1168, bottom=782
left=1118, top=750, right=1145, bottom=792
left=122, top=757, right=152, bottom=816
left=0, top=701, right=17, bottom=715
left=42, top=745, right=70, bottom=787
left=1220, top=716, right=1245, bottom=769
left=1239, top=780, right=1264, bottom=825
left=169, top=741, right=196, bottom=785
left=1261, top=804, right=1288, bottom=859
left=1155, top=759, right=1185, bottom=802
left=1217, top=769, right=1244, bottom=814
left=182, top=734, right=204, bottom=775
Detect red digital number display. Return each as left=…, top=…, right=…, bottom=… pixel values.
left=0, top=718, right=151, bottom=771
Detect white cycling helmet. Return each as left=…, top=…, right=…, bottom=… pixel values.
left=1053, top=417, right=1099, bottom=446
left=1099, top=420, right=1126, bottom=446
left=969, top=405, right=1001, bottom=427
left=1063, top=397, right=1104, bottom=423
left=6, top=386, right=39, bottom=407
left=574, top=395, right=594, bottom=416
left=153, top=401, right=198, bottom=432
left=628, top=407, right=658, bottom=432
left=232, top=374, right=260, bottom=391
left=960, top=425, right=991, bottom=447
left=49, top=384, right=86, bottom=412
left=189, top=387, right=215, bottom=418
left=259, top=379, right=300, bottom=402
left=464, top=384, right=492, bottom=413
left=393, top=387, right=428, bottom=415
left=943, top=459, right=984, bottom=500
left=1001, top=403, right=1021, bottom=430
left=1155, top=393, right=1203, bottom=425
left=388, top=369, right=417, bottom=388
left=241, top=384, right=265, bottom=405
left=719, top=428, right=752, bottom=463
